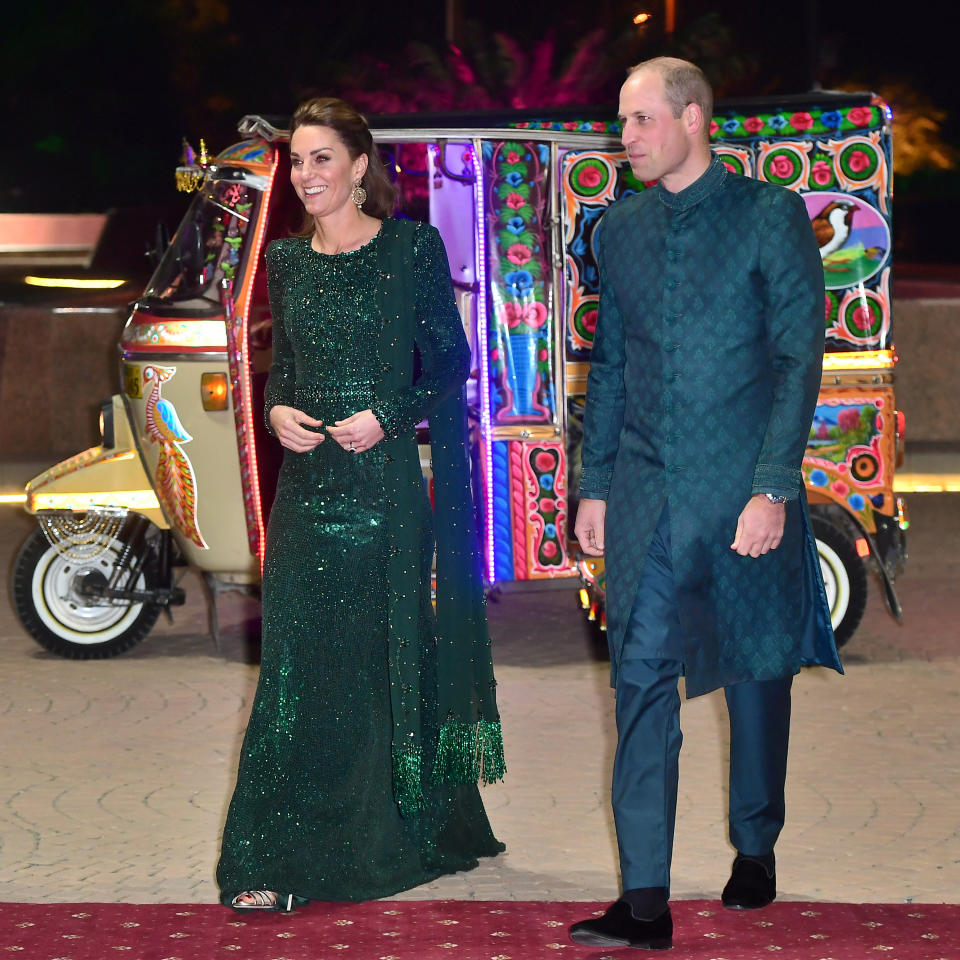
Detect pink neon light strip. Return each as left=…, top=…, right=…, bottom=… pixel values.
left=472, top=142, right=496, bottom=583
left=237, top=154, right=277, bottom=569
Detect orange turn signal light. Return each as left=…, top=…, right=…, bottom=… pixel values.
left=201, top=373, right=229, bottom=411
left=855, top=537, right=870, bottom=558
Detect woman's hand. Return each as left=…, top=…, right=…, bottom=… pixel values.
left=269, top=405, right=326, bottom=453
left=325, top=409, right=385, bottom=454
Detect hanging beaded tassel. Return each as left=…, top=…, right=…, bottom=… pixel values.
left=432, top=716, right=506, bottom=787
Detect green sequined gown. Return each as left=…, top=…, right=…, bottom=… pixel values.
left=216, top=223, right=503, bottom=904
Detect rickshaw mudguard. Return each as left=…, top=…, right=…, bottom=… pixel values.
left=23, top=394, right=169, bottom=530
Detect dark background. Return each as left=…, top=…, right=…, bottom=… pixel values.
left=2, top=0, right=956, bottom=262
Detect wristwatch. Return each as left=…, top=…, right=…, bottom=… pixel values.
left=763, top=493, right=788, bottom=504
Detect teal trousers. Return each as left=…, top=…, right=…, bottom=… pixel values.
left=612, top=507, right=793, bottom=892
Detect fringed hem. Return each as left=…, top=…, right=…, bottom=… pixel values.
left=432, top=717, right=506, bottom=787
left=393, top=719, right=506, bottom=819
left=392, top=742, right=426, bottom=819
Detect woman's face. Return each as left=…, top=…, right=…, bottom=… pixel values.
left=289, top=124, right=368, bottom=219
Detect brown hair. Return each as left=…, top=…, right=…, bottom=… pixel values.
left=290, top=97, right=397, bottom=220
left=629, top=57, right=713, bottom=136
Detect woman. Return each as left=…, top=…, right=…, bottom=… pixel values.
left=216, top=98, right=504, bottom=910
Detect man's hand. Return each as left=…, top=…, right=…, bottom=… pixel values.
left=575, top=498, right=607, bottom=556
left=731, top=494, right=786, bottom=557
left=269, top=405, right=325, bottom=453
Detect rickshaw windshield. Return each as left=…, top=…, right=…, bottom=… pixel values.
left=144, top=169, right=262, bottom=309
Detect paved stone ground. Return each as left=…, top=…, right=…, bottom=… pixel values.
left=1, top=484, right=958, bottom=906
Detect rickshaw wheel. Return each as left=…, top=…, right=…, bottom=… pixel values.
left=11, top=526, right=163, bottom=659
left=811, top=515, right=868, bottom=648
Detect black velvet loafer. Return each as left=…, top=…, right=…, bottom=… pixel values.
left=569, top=899, right=673, bottom=950
left=721, top=855, right=776, bottom=910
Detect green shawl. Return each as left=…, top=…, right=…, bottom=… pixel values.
left=373, top=218, right=504, bottom=817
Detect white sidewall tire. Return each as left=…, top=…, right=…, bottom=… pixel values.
left=816, top=536, right=851, bottom=632
left=31, top=538, right=147, bottom=644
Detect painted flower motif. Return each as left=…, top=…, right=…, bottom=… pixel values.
left=505, top=216, right=526, bottom=235
left=722, top=118, right=740, bottom=133
left=847, top=105, right=873, bottom=126
left=769, top=155, right=795, bottom=179
left=539, top=497, right=556, bottom=512
left=490, top=347, right=500, bottom=362
left=563, top=121, right=578, bottom=130
left=847, top=149, right=871, bottom=173
left=505, top=171, right=524, bottom=186
left=581, top=309, right=598, bottom=334
left=579, top=122, right=593, bottom=132
left=709, top=120, right=719, bottom=136
left=506, top=243, right=533, bottom=265
left=537, top=347, right=549, bottom=361
left=535, top=451, right=556, bottom=471
left=809, top=469, right=829, bottom=487
left=578, top=165, right=603, bottom=188
left=820, top=110, right=843, bottom=128
left=501, top=300, right=547, bottom=329
left=768, top=114, right=788, bottom=130
left=505, top=150, right=522, bottom=164
left=832, top=480, right=850, bottom=496
left=848, top=493, right=865, bottom=510
left=539, top=474, right=554, bottom=490
left=503, top=270, right=534, bottom=298
left=812, top=160, right=833, bottom=185
left=851, top=305, right=874, bottom=331
left=790, top=111, right=814, bottom=130
left=542, top=541, right=558, bottom=558
left=544, top=523, right=557, bottom=538
left=506, top=192, right=526, bottom=209
left=591, top=121, right=606, bottom=131
left=824, top=294, right=834, bottom=320
left=722, top=161, right=738, bottom=174
left=744, top=116, right=764, bottom=133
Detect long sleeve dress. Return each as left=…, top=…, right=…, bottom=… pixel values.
left=216, top=219, right=503, bottom=904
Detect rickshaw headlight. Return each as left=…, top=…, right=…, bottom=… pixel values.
left=201, top=372, right=229, bottom=411
left=99, top=399, right=115, bottom=448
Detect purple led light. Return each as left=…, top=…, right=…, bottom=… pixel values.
left=472, top=142, right=496, bottom=583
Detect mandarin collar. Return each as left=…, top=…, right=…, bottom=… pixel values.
left=656, top=155, right=727, bottom=211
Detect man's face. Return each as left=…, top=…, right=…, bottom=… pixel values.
left=618, top=70, right=692, bottom=183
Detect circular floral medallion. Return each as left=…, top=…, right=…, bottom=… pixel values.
left=569, top=157, right=610, bottom=198
left=843, top=294, right=884, bottom=339
left=572, top=300, right=598, bottom=345
left=824, top=290, right=839, bottom=327
left=715, top=150, right=746, bottom=176
left=838, top=142, right=880, bottom=182
left=762, top=148, right=803, bottom=186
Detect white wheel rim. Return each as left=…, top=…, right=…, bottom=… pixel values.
left=816, top=537, right=850, bottom=631
left=31, top=539, right=146, bottom=644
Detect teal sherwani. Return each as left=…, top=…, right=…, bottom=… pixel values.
left=580, top=157, right=842, bottom=699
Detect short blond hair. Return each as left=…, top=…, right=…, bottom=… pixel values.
left=629, top=57, right=713, bottom=126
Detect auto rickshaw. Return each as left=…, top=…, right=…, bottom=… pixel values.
left=11, top=93, right=906, bottom=658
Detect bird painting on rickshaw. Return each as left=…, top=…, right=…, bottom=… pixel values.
left=804, top=191, right=890, bottom=289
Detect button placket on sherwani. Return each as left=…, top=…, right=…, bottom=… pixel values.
left=662, top=212, right=685, bottom=473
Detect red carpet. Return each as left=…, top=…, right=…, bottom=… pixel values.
left=1, top=900, right=957, bottom=959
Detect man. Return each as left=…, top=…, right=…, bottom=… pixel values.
left=570, top=58, right=842, bottom=951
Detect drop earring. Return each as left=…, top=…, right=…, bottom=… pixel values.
left=351, top=180, right=367, bottom=208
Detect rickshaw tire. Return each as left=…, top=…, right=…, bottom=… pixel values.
left=10, top=526, right=163, bottom=660
left=811, top=515, right=868, bottom=648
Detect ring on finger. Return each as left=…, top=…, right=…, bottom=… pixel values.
left=349, top=441, right=355, bottom=452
